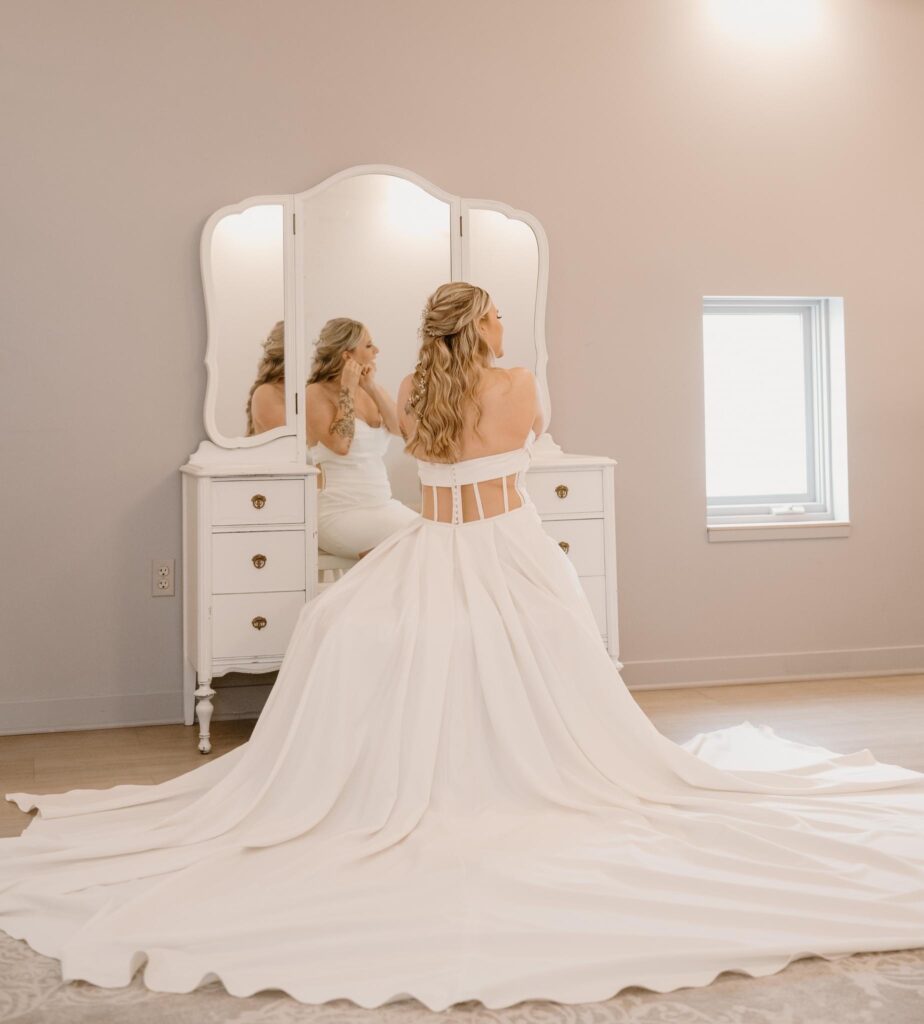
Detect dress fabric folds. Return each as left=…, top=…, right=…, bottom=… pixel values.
left=2, top=430, right=923, bottom=1012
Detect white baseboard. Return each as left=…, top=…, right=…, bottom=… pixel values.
left=1, top=644, right=921, bottom=735
left=0, top=691, right=185, bottom=736
left=621, top=644, right=924, bottom=690
left=0, top=682, right=272, bottom=736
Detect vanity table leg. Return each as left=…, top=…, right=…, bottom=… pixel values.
left=194, top=678, right=216, bottom=754
left=183, top=660, right=196, bottom=726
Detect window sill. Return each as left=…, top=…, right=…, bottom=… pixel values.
left=706, top=521, right=851, bottom=543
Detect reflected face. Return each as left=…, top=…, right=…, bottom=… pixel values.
left=350, top=329, right=379, bottom=368
left=480, top=303, right=504, bottom=359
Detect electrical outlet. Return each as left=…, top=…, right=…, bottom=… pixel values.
left=152, top=558, right=175, bottom=597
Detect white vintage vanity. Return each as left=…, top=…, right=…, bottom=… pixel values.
left=182, top=165, right=621, bottom=753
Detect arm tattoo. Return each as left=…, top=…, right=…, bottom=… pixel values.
left=329, top=386, right=356, bottom=440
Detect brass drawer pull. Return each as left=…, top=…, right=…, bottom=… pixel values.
left=251, top=616, right=267, bottom=630
left=251, top=493, right=267, bottom=509
left=558, top=540, right=570, bottom=554
left=555, top=484, right=569, bottom=499
left=252, top=554, right=267, bottom=569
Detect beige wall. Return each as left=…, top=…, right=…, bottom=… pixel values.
left=1, top=0, right=921, bottom=731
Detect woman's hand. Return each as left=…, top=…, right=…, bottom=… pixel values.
left=358, top=360, right=377, bottom=394
left=339, top=354, right=364, bottom=393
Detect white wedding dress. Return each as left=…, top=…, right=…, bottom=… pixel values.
left=309, top=417, right=419, bottom=558
left=2, top=427, right=923, bottom=1011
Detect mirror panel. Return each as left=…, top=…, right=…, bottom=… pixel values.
left=208, top=203, right=286, bottom=440
left=298, top=174, right=452, bottom=399
left=199, top=167, right=551, bottom=466
left=465, top=207, right=540, bottom=373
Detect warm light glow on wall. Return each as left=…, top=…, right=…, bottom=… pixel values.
left=707, top=0, right=825, bottom=44
left=384, top=175, right=448, bottom=240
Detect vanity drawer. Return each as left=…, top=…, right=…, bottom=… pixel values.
left=527, top=468, right=603, bottom=515
left=212, top=591, right=305, bottom=659
left=579, top=575, right=607, bottom=636
left=542, top=518, right=605, bottom=577
left=212, top=531, right=306, bottom=594
left=212, top=479, right=305, bottom=526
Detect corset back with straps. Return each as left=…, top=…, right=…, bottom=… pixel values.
left=416, top=428, right=537, bottom=524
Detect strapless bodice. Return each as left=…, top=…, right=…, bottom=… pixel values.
left=416, top=429, right=536, bottom=487
left=308, top=419, right=395, bottom=509
left=308, top=418, right=391, bottom=464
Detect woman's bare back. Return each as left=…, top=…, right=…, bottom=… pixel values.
left=398, top=367, right=542, bottom=463
left=397, top=366, right=545, bottom=523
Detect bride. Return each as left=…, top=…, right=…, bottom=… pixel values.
left=1, top=282, right=923, bottom=1012
left=247, top=316, right=418, bottom=558
left=306, top=316, right=418, bottom=559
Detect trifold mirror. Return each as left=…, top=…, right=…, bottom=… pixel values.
left=197, top=165, right=553, bottom=504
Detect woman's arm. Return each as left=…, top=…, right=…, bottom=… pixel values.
left=359, top=366, right=401, bottom=436
left=396, top=373, right=415, bottom=442
left=329, top=384, right=357, bottom=440
left=307, top=377, right=359, bottom=456
left=363, top=381, right=401, bottom=435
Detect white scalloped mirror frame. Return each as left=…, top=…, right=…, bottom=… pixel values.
left=196, top=165, right=551, bottom=462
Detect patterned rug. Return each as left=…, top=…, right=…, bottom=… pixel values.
left=1, top=935, right=922, bottom=1023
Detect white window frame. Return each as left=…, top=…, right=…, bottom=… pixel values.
left=703, top=296, right=851, bottom=543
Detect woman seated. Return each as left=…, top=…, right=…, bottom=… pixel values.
left=306, top=318, right=419, bottom=559
left=244, top=319, right=418, bottom=559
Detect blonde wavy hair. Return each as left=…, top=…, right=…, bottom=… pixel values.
left=403, top=282, right=494, bottom=461
left=245, top=320, right=285, bottom=436
left=307, top=318, right=368, bottom=385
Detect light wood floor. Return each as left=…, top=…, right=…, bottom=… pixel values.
left=1, top=674, right=921, bottom=839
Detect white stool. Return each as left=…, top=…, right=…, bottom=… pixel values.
left=317, top=550, right=359, bottom=590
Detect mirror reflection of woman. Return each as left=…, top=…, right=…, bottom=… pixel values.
left=244, top=321, right=287, bottom=436
left=306, top=318, right=419, bottom=559
left=243, top=319, right=417, bottom=559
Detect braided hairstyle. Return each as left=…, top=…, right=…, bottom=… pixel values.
left=403, top=282, right=494, bottom=462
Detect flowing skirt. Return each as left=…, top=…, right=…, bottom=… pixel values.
left=2, top=501, right=923, bottom=1011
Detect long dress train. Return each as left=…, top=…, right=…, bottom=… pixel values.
left=1, top=428, right=923, bottom=1011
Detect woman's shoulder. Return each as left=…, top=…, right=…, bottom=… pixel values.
left=251, top=380, right=284, bottom=407
left=250, top=381, right=286, bottom=433
left=487, top=365, right=536, bottom=386
left=398, top=364, right=533, bottom=385
left=481, top=366, right=538, bottom=401
left=306, top=380, right=342, bottom=411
